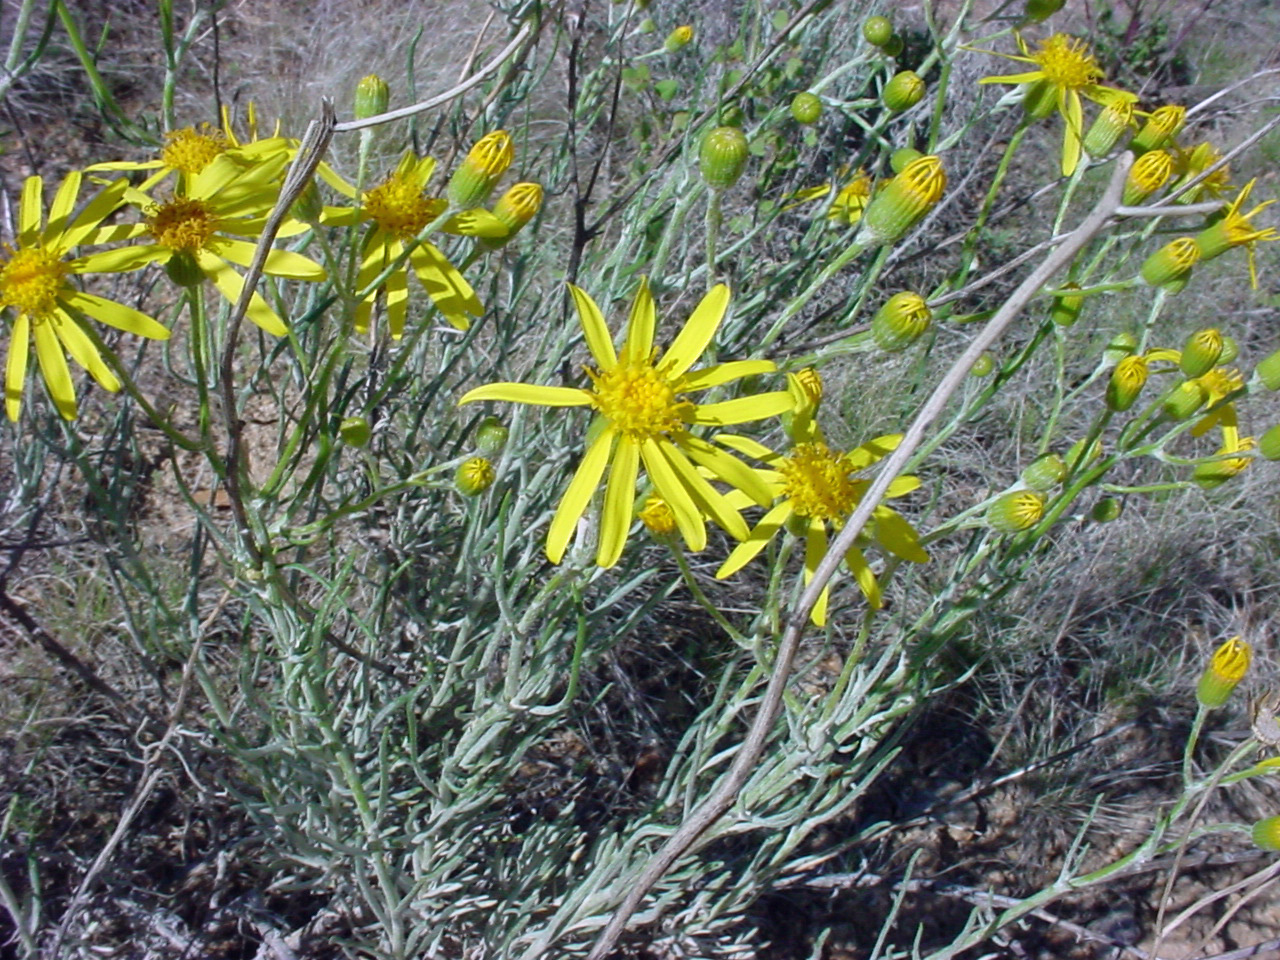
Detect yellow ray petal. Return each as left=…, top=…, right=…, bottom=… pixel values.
left=657, top=438, right=748, bottom=540
left=63, top=291, right=169, bottom=340
left=47, top=171, right=82, bottom=237
left=459, top=383, right=592, bottom=407
left=641, top=438, right=705, bottom=551
left=680, top=434, right=773, bottom=506
left=598, top=437, right=640, bottom=567
left=546, top=426, right=615, bottom=563
left=6, top=314, right=30, bottom=421
left=385, top=262, right=409, bottom=340
left=33, top=317, right=75, bottom=419
left=714, top=433, right=778, bottom=462
left=195, top=250, right=288, bottom=337
left=717, top=500, right=791, bottom=579
left=844, top=546, right=882, bottom=609
left=692, top=390, right=794, bottom=427
left=76, top=245, right=166, bottom=274
left=660, top=283, right=729, bottom=378
left=52, top=312, right=118, bottom=391
left=803, top=519, right=830, bottom=626
left=680, top=358, right=776, bottom=392
left=19, top=176, right=42, bottom=243
left=1061, top=90, right=1084, bottom=177
left=65, top=180, right=130, bottom=246
left=872, top=507, right=929, bottom=563
left=622, top=277, right=655, bottom=364
left=216, top=239, right=327, bottom=281
left=569, top=284, right=616, bottom=369
left=412, top=243, right=482, bottom=331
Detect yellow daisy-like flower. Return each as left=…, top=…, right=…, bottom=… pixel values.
left=782, top=167, right=872, bottom=226
left=1190, top=365, right=1245, bottom=437
left=978, top=32, right=1137, bottom=176
left=715, top=376, right=928, bottom=625
left=1195, top=179, right=1277, bottom=289
left=92, top=152, right=325, bottom=336
left=2, top=173, right=170, bottom=420
left=459, top=278, right=793, bottom=567
left=321, top=152, right=504, bottom=338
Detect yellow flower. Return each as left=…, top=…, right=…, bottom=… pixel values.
left=447, top=131, right=515, bottom=209
left=1196, top=635, right=1250, bottom=708
left=93, top=152, right=325, bottom=336
left=1195, top=179, right=1277, bottom=289
left=1190, top=365, right=1244, bottom=437
left=1170, top=141, right=1232, bottom=204
left=1, top=173, right=170, bottom=420
left=978, top=32, right=1136, bottom=176
left=638, top=494, right=677, bottom=537
left=783, top=168, right=873, bottom=226
left=321, top=152, right=503, bottom=337
left=715, top=379, right=927, bottom=624
left=460, top=279, right=792, bottom=567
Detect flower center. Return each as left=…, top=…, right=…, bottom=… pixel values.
left=588, top=360, right=691, bottom=440
left=1198, top=366, right=1243, bottom=400
left=161, top=125, right=227, bottom=174
left=779, top=442, right=857, bottom=523
left=147, top=197, right=219, bottom=252
left=363, top=174, right=445, bottom=240
left=0, top=245, right=69, bottom=320
left=1033, top=34, right=1102, bottom=90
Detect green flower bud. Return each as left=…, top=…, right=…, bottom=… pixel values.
left=1256, top=349, right=1280, bottom=390
left=1022, top=80, right=1059, bottom=121
left=872, top=291, right=932, bottom=352
left=455, top=457, right=496, bottom=496
left=638, top=18, right=656, bottom=34
left=987, top=489, right=1046, bottom=534
left=1162, top=380, right=1207, bottom=421
left=1141, top=237, right=1199, bottom=288
left=1083, top=99, right=1134, bottom=158
left=890, top=148, right=923, bottom=174
left=1066, top=437, right=1103, bottom=470
left=790, top=92, right=822, bottom=125
left=863, top=16, right=893, bottom=47
left=339, top=416, right=372, bottom=447
left=882, top=34, right=904, bottom=57
left=354, top=74, right=390, bottom=120
left=664, top=24, right=693, bottom=52
left=1259, top=423, right=1280, bottom=461
left=1218, top=334, right=1239, bottom=365
left=1023, top=0, right=1066, bottom=21
left=1123, top=150, right=1174, bottom=205
left=1252, top=816, right=1280, bottom=852
left=699, top=126, right=749, bottom=189
left=1050, top=283, right=1084, bottom=326
left=1180, top=328, right=1224, bottom=378
left=1193, top=436, right=1255, bottom=488
left=474, top=416, right=509, bottom=455
left=1103, top=331, right=1138, bottom=364
left=882, top=71, right=925, bottom=112
left=970, top=352, right=995, bottom=377
left=447, top=130, right=514, bottom=209
left=859, top=154, right=946, bottom=245
left=1021, top=453, right=1066, bottom=491
left=1196, top=636, right=1251, bottom=708
left=1091, top=497, right=1123, bottom=523
left=165, top=252, right=204, bottom=287
left=1130, top=105, right=1186, bottom=155
left=719, top=104, right=746, bottom=128
left=1106, top=355, right=1149, bottom=411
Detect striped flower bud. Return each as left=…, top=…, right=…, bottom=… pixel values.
left=455, top=457, right=496, bottom=496
left=1106, top=355, right=1149, bottom=411
left=1123, top=150, right=1174, bottom=205
left=883, top=71, right=925, bottom=112
left=791, top=92, right=822, bottom=125
left=860, top=154, right=946, bottom=245
left=1050, top=283, right=1084, bottom=326
left=1259, top=423, right=1280, bottom=461
left=1162, top=379, right=1206, bottom=421
left=1104, top=331, right=1137, bottom=364
left=871, top=291, right=932, bottom=352
left=1251, top=816, right=1280, bottom=852
left=1255, top=349, right=1280, bottom=390
left=354, top=74, right=390, bottom=120
left=1141, top=237, right=1199, bottom=288
left=1021, top=453, right=1066, bottom=491
left=638, top=494, right=677, bottom=536
left=987, top=489, right=1046, bottom=534
left=1180, top=328, right=1224, bottom=378
left=699, top=126, right=749, bottom=190
left=1083, top=99, right=1134, bottom=158
left=447, top=130, right=514, bottom=209
left=474, top=416, right=509, bottom=455
left=1193, top=434, right=1255, bottom=488
left=862, top=15, right=893, bottom=47
left=790, top=367, right=823, bottom=409
left=1130, top=105, right=1186, bottom=155
left=1091, top=497, right=1122, bottom=522
left=339, top=416, right=371, bottom=447
left=489, top=182, right=543, bottom=243
left=1196, top=636, right=1251, bottom=708
left=664, top=25, right=693, bottom=52
left=164, top=252, right=205, bottom=288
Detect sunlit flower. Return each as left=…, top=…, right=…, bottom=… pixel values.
left=1170, top=141, right=1232, bottom=204
left=978, top=32, right=1136, bottom=176
left=783, top=167, right=873, bottom=226
left=1, top=173, right=169, bottom=420
left=1195, top=179, right=1277, bottom=289
left=460, top=279, right=793, bottom=567
left=716, top=375, right=928, bottom=624
left=94, top=152, right=325, bottom=336
left=1189, top=365, right=1245, bottom=437
left=321, top=152, right=502, bottom=337
left=1196, top=635, right=1250, bottom=708
left=638, top=494, right=677, bottom=537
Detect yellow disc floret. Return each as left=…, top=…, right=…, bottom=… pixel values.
left=588, top=358, right=692, bottom=440
left=363, top=173, right=445, bottom=241
left=161, top=124, right=227, bottom=174
left=0, top=245, right=69, bottom=320
left=1032, top=34, right=1102, bottom=89
left=779, top=441, right=857, bottom=523
left=147, top=197, right=220, bottom=253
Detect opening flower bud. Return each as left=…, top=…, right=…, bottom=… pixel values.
left=1123, top=150, right=1174, bottom=205
left=664, top=25, right=693, bottom=52
left=987, top=489, right=1046, bottom=534
left=1162, top=380, right=1207, bottom=421
left=862, top=15, right=893, bottom=47
left=339, top=416, right=372, bottom=447
left=699, top=126, right=749, bottom=190
left=638, top=494, right=677, bottom=537
left=1106, top=355, right=1149, bottom=411
left=1196, top=636, right=1250, bottom=708
left=1259, top=423, right=1280, bottom=461
left=447, top=130, right=514, bottom=209
left=354, top=74, right=390, bottom=120
left=883, top=70, right=925, bottom=112
left=489, top=182, right=543, bottom=244
left=791, top=92, right=822, bottom=125
left=1193, top=434, right=1255, bottom=488
left=1141, top=237, right=1199, bottom=288
left=860, top=154, right=946, bottom=245
left=872, top=292, right=932, bottom=352
left=889, top=148, right=923, bottom=174
left=1180, top=328, right=1224, bottom=378
left=455, top=457, right=496, bottom=496
left=1130, top=105, right=1186, bottom=154
left=1083, top=100, right=1134, bottom=158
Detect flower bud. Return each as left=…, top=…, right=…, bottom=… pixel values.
left=1251, top=816, right=1280, bottom=852
left=1193, top=435, right=1255, bottom=488
left=1103, top=331, right=1137, bottom=364
left=638, top=494, right=677, bottom=537
left=664, top=25, right=693, bottom=52
left=1050, top=283, right=1084, bottom=326
left=1162, top=380, right=1207, bottom=421
left=882, top=34, right=904, bottom=57
left=489, top=182, right=543, bottom=243
left=455, top=457, right=496, bottom=496
left=1218, top=334, right=1239, bottom=365
left=1256, top=349, right=1280, bottom=390
left=699, top=126, right=749, bottom=190
left=339, top=416, right=372, bottom=447
left=289, top=181, right=324, bottom=224
left=354, top=74, right=390, bottom=120
left=447, top=130, right=514, bottom=209
left=1066, top=437, right=1103, bottom=469
left=970, top=352, right=995, bottom=377
left=862, top=15, right=893, bottom=47
left=1023, top=0, right=1066, bottom=21
left=1196, top=635, right=1250, bottom=708
left=1106, top=355, right=1148, bottom=411
left=987, top=489, right=1046, bottom=534
left=889, top=148, right=922, bottom=173
left=1123, top=150, right=1174, bottom=205
left=638, top=17, right=656, bottom=34
left=860, top=154, right=946, bottom=245
left=165, top=252, right=205, bottom=288
left=1141, top=237, right=1199, bottom=288
left=1083, top=99, right=1134, bottom=158
left=1180, top=328, right=1224, bottom=378
left=1021, top=453, right=1066, bottom=491
left=1259, top=423, right=1280, bottom=461
left=1091, top=497, right=1122, bottom=522
left=872, top=291, right=932, bottom=352
left=882, top=71, right=925, bottom=112
left=789, top=367, right=823, bottom=410
left=791, top=92, right=822, bottom=125
left=1130, top=105, right=1186, bottom=155
left=1022, top=80, right=1059, bottom=121
left=474, top=416, right=509, bottom=455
